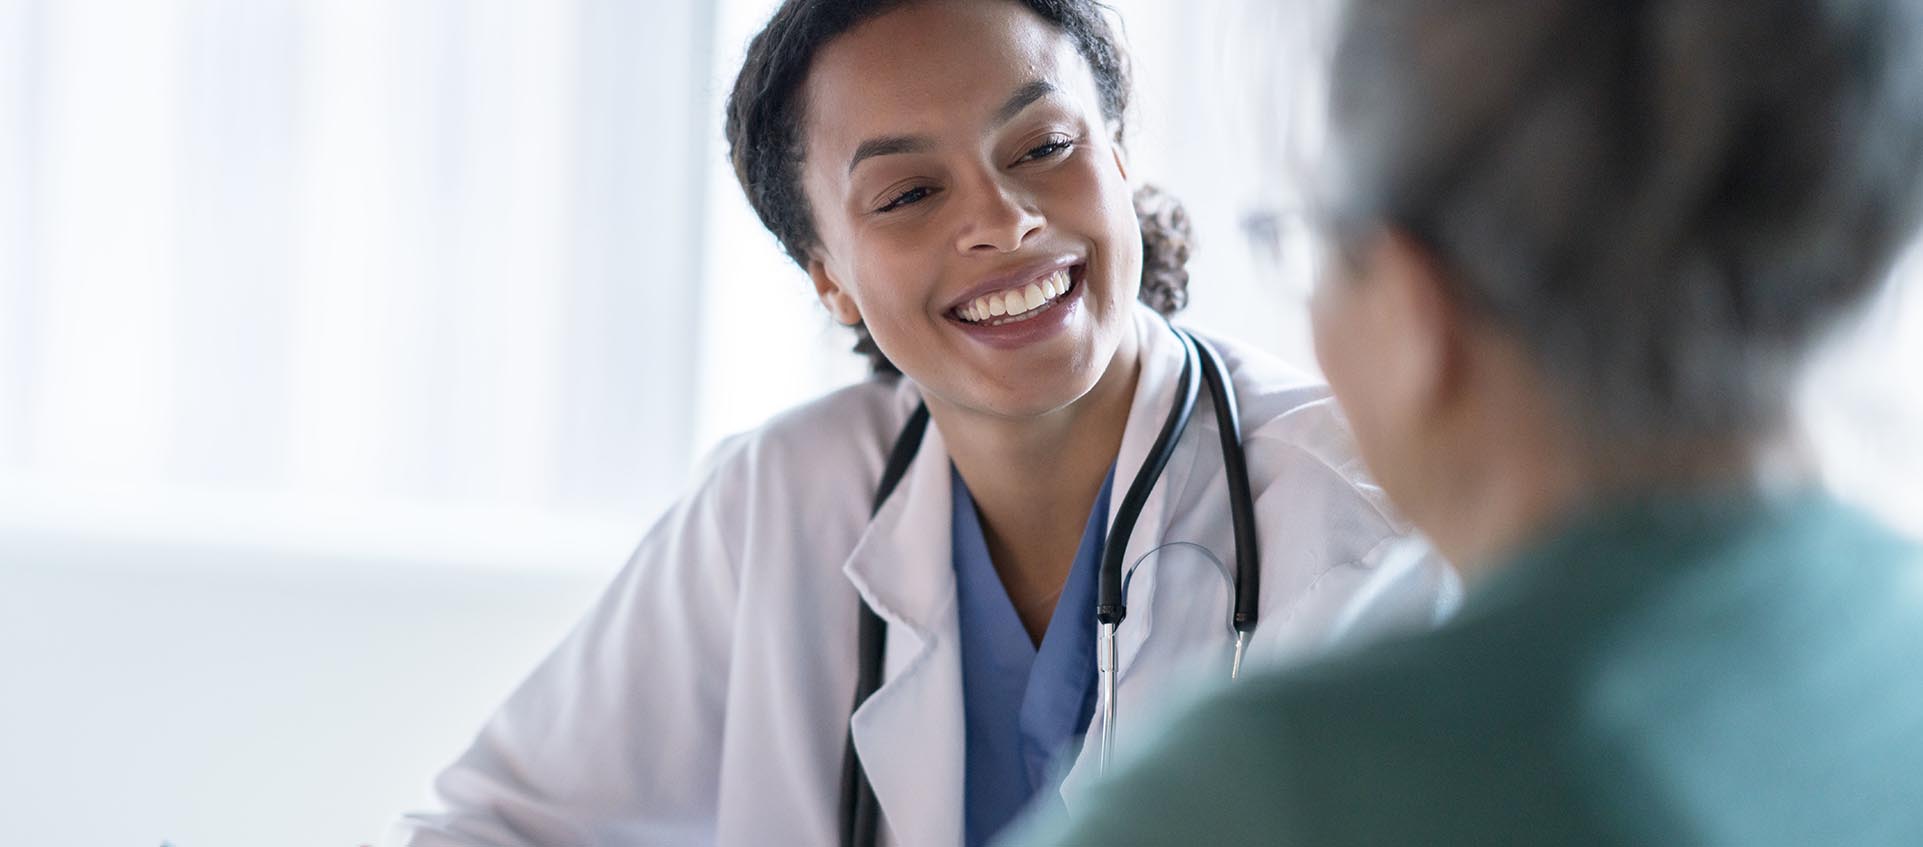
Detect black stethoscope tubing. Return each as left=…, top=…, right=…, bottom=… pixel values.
left=840, top=323, right=1259, bottom=847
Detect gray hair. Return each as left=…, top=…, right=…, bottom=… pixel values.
left=1321, top=0, right=1923, bottom=444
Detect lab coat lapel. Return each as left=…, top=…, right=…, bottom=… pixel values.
left=1104, top=306, right=1202, bottom=680
left=838, top=310, right=1200, bottom=839
left=1060, top=306, right=1203, bottom=800
left=841, top=414, right=966, bottom=847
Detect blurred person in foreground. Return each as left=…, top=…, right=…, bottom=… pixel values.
left=1008, top=0, right=1923, bottom=844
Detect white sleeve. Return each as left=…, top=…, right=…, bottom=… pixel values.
left=388, top=439, right=750, bottom=847
left=1262, top=532, right=1463, bottom=657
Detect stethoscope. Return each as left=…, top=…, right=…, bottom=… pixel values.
left=839, top=322, right=1261, bottom=847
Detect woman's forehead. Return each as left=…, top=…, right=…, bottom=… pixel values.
left=801, top=0, right=1100, bottom=157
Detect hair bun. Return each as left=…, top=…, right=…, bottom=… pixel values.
left=1134, top=183, right=1193, bottom=315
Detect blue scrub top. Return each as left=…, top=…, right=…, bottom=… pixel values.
left=950, top=463, right=1113, bottom=847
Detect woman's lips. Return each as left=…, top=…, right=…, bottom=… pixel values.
left=951, top=266, right=1076, bottom=324
left=942, top=257, right=1085, bottom=313
left=946, top=264, right=1087, bottom=350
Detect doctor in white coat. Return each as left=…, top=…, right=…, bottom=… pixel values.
left=393, top=1, right=1458, bottom=845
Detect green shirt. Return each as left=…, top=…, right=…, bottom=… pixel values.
left=1008, top=489, right=1923, bottom=846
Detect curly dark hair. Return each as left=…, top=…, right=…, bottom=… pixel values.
left=725, top=0, right=1194, bottom=374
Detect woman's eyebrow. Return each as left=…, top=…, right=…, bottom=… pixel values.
left=992, top=80, right=1056, bottom=126
left=845, top=80, right=1059, bottom=176
left=848, top=135, right=932, bottom=175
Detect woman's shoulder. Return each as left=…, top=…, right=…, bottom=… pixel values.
left=1200, top=332, right=1331, bottom=422
left=647, top=378, right=922, bottom=574
left=1200, top=331, right=1400, bottom=530
left=692, top=376, right=921, bottom=493
left=1195, top=334, right=1450, bottom=651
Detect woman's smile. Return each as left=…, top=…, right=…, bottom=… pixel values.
left=945, top=261, right=1089, bottom=350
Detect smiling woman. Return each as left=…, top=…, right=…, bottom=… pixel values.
left=726, top=1, right=1195, bottom=380
left=393, top=3, right=1458, bottom=846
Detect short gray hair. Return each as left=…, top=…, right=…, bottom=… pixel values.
left=1321, top=0, right=1923, bottom=444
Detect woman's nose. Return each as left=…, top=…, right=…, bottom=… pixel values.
left=954, top=174, right=1044, bottom=254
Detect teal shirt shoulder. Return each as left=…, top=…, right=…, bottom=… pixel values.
left=1007, top=489, right=1923, bottom=846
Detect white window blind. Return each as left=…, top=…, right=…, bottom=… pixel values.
left=0, top=0, right=726, bottom=571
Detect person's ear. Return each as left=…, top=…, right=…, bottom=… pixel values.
left=1371, top=231, right=1469, bottom=422
left=808, top=253, right=863, bottom=327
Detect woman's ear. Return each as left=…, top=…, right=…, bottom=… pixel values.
left=808, top=254, right=863, bottom=326
left=1374, top=231, right=1469, bottom=421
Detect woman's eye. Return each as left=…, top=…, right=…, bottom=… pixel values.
left=1018, top=138, right=1074, bottom=164
left=877, top=186, right=932, bottom=213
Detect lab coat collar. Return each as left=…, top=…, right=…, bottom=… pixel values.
left=1104, top=305, right=1203, bottom=679
left=842, top=393, right=967, bottom=847
left=1060, top=305, right=1204, bottom=802
left=841, top=381, right=958, bottom=645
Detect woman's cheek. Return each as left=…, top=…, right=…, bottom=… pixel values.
left=1314, top=284, right=1407, bottom=500
left=856, top=251, right=939, bottom=345
left=1313, top=285, right=1369, bottom=419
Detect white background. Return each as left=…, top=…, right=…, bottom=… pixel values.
left=1, top=1, right=1917, bottom=845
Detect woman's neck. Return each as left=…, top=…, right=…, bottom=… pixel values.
left=927, top=329, right=1143, bottom=642
left=1439, top=425, right=1801, bottom=580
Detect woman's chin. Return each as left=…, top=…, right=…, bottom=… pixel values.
left=907, top=306, right=1133, bottom=421
left=943, top=358, right=1111, bottom=421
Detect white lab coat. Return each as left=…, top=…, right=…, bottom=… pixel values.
left=392, top=305, right=1460, bottom=847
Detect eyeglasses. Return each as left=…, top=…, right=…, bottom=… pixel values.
left=1237, top=200, right=1357, bottom=303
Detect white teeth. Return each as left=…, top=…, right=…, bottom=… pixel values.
left=1043, top=270, right=1068, bottom=298
left=956, top=267, right=1076, bottom=324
